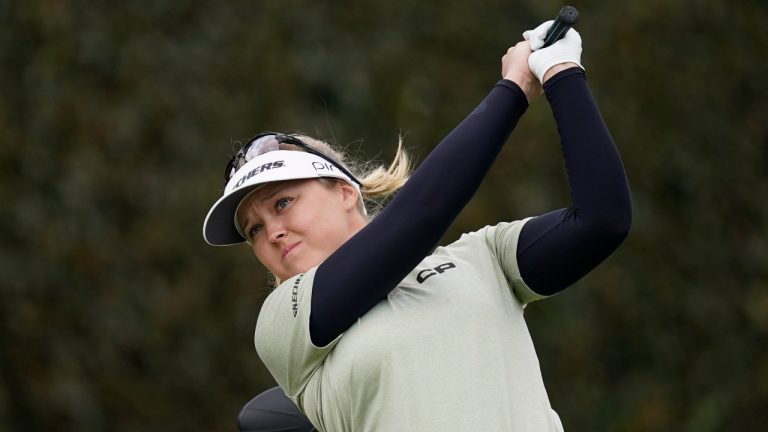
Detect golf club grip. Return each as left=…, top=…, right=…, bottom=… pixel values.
left=542, top=6, right=579, bottom=48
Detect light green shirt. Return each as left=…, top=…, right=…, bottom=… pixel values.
left=255, top=219, right=564, bottom=431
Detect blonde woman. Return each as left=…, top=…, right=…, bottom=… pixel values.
left=204, top=25, right=630, bottom=432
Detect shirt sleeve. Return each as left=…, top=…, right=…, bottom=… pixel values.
left=481, top=218, right=549, bottom=306
left=254, top=267, right=341, bottom=398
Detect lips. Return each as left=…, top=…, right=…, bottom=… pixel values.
left=281, top=242, right=301, bottom=261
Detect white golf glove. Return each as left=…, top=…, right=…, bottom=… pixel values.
left=522, top=20, right=584, bottom=83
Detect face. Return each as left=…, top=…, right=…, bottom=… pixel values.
left=236, top=179, right=367, bottom=281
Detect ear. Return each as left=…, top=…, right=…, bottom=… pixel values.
left=337, top=181, right=360, bottom=211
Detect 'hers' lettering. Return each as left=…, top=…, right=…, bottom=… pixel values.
left=235, top=161, right=285, bottom=188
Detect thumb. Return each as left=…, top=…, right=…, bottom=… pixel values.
left=522, top=20, right=554, bottom=51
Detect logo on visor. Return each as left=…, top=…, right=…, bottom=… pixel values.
left=312, top=161, right=337, bottom=173
left=234, top=161, right=285, bottom=188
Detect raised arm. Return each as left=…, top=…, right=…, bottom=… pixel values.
left=310, top=43, right=540, bottom=346
left=516, top=25, right=632, bottom=295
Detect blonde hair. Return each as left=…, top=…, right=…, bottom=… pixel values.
left=282, top=134, right=413, bottom=216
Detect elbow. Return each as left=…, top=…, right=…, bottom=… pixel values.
left=615, top=197, right=633, bottom=241
left=594, top=202, right=633, bottom=247
left=578, top=198, right=632, bottom=249
left=595, top=179, right=633, bottom=245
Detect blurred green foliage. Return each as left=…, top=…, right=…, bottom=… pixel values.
left=1, top=0, right=767, bottom=430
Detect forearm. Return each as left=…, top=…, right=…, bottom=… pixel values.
left=547, top=68, right=631, bottom=229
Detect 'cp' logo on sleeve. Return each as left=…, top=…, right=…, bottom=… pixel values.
left=416, top=262, right=456, bottom=284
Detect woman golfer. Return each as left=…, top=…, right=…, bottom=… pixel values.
left=204, top=22, right=631, bottom=432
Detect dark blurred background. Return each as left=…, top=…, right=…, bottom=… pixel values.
left=1, top=0, right=766, bottom=430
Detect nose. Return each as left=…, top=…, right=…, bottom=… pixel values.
left=265, top=222, right=286, bottom=243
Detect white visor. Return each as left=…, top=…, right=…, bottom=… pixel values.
left=203, top=150, right=361, bottom=246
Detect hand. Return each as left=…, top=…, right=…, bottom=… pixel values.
left=522, top=20, right=584, bottom=84
left=501, top=41, right=542, bottom=103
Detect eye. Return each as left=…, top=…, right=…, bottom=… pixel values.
left=275, top=197, right=292, bottom=210
left=247, top=223, right=263, bottom=240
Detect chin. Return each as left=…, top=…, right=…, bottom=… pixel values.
left=286, top=258, right=323, bottom=280
left=274, top=266, right=306, bottom=282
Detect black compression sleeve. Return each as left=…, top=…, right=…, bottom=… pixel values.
left=310, top=81, right=529, bottom=346
left=516, top=68, right=632, bottom=295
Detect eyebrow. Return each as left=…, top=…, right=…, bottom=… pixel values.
left=259, top=189, right=279, bottom=203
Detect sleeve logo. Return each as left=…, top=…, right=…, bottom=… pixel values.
left=416, top=262, right=456, bottom=283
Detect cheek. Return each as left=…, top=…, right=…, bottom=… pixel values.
left=251, top=241, right=274, bottom=265
left=313, top=215, right=353, bottom=250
